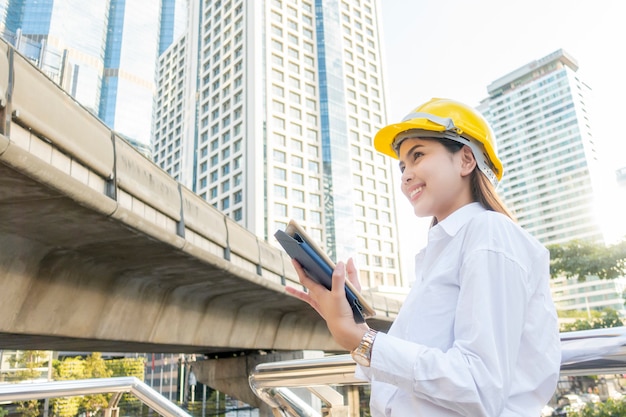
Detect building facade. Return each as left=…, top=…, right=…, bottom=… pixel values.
left=479, top=49, right=604, bottom=246
left=479, top=50, right=620, bottom=316
left=0, top=0, right=184, bottom=150
left=551, top=275, right=626, bottom=316
left=153, top=0, right=403, bottom=288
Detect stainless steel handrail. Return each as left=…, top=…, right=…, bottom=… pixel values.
left=560, top=327, right=626, bottom=376
left=249, top=354, right=363, bottom=417
left=250, top=354, right=361, bottom=389
left=250, top=327, right=626, bottom=416
left=0, top=376, right=191, bottom=417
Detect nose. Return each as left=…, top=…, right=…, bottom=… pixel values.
left=401, top=168, right=413, bottom=185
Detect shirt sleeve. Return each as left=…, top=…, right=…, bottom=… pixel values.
left=367, top=248, right=531, bottom=416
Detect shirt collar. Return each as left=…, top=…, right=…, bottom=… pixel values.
left=432, top=202, right=486, bottom=238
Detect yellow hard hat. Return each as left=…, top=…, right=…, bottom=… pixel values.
left=374, top=98, right=503, bottom=185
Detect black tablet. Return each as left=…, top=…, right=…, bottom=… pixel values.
left=275, top=220, right=375, bottom=323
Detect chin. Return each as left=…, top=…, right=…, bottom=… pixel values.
left=412, top=206, right=432, bottom=219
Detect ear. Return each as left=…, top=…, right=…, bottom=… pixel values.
left=459, top=145, right=477, bottom=177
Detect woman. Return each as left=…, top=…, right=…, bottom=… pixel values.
left=287, top=98, right=561, bottom=416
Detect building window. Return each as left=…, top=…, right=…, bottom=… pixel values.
left=274, top=203, right=287, bottom=216
left=291, top=155, right=303, bottom=168
left=274, top=167, right=287, bottom=180
left=292, top=172, right=304, bottom=185
left=293, top=207, right=305, bottom=220
left=274, top=185, right=287, bottom=198
left=309, top=194, right=320, bottom=207
left=292, top=189, right=304, bottom=202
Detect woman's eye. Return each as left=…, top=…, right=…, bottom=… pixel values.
left=413, top=151, right=423, bottom=160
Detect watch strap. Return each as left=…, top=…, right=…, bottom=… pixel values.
left=351, top=329, right=378, bottom=366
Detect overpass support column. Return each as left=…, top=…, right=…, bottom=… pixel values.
left=193, top=351, right=310, bottom=416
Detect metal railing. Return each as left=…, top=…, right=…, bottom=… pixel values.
left=249, top=327, right=626, bottom=416
left=249, top=354, right=362, bottom=417
left=0, top=377, right=191, bottom=417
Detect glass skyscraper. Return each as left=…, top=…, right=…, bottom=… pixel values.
left=153, top=0, right=403, bottom=288
left=479, top=50, right=612, bottom=316
left=99, top=0, right=160, bottom=148
left=479, top=49, right=604, bottom=246
left=159, top=0, right=188, bottom=55
left=1, top=0, right=186, bottom=151
left=3, top=0, right=110, bottom=114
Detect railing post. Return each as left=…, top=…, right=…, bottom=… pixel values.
left=106, top=391, right=123, bottom=417
left=103, top=407, right=119, bottom=417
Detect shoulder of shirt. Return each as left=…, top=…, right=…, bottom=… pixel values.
left=463, top=208, right=548, bottom=255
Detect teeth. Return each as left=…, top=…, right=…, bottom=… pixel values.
left=410, top=187, right=422, bottom=198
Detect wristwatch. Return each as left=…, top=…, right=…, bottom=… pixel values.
left=351, top=329, right=378, bottom=367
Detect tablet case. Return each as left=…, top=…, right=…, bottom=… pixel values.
left=275, top=220, right=375, bottom=323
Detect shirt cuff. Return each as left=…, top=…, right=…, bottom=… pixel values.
left=354, top=363, right=371, bottom=381
left=369, top=331, right=423, bottom=386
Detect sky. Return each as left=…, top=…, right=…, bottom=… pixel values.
left=379, top=0, right=626, bottom=280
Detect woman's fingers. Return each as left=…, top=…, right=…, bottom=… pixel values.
left=331, top=261, right=347, bottom=296
left=346, top=258, right=362, bottom=292
left=288, top=259, right=368, bottom=351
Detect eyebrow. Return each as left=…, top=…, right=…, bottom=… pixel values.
left=398, top=143, right=425, bottom=168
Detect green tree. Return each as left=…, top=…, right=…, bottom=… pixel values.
left=106, top=357, right=145, bottom=415
left=52, top=353, right=115, bottom=417
left=3, top=352, right=144, bottom=417
left=6, top=350, right=49, bottom=417
left=16, top=400, right=40, bottom=417
left=548, top=240, right=626, bottom=281
left=81, top=353, right=113, bottom=416
left=52, top=357, right=84, bottom=417
left=561, top=308, right=624, bottom=332
left=568, top=397, right=626, bottom=416
left=107, top=356, right=145, bottom=380
left=6, top=350, right=48, bottom=382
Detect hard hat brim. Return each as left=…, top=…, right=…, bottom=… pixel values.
left=374, top=119, right=503, bottom=183
left=373, top=119, right=447, bottom=159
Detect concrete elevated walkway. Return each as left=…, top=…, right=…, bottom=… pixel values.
left=0, top=38, right=399, bottom=356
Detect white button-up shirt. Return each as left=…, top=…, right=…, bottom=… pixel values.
left=358, top=203, right=561, bottom=416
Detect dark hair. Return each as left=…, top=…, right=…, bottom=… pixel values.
left=431, top=139, right=515, bottom=226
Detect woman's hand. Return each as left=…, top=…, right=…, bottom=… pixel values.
left=344, top=257, right=363, bottom=293
left=285, top=258, right=369, bottom=351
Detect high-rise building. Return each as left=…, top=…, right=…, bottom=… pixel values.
left=3, top=0, right=111, bottom=114
left=0, top=0, right=185, bottom=151
left=0, top=1, right=8, bottom=34
left=159, top=0, right=188, bottom=55
left=550, top=274, right=626, bottom=316
left=153, top=0, right=403, bottom=288
left=479, top=49, right=604, bottom=246
left=479, top=50, right=618, bottom=316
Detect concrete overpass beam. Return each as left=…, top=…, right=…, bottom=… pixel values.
left=192, top=351, right=312, bottom=416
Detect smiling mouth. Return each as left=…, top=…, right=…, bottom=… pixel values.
left=409, top=186, right=423, bottom=199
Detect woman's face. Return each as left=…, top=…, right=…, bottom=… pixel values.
left=397, top=138, right=474, bottom=221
